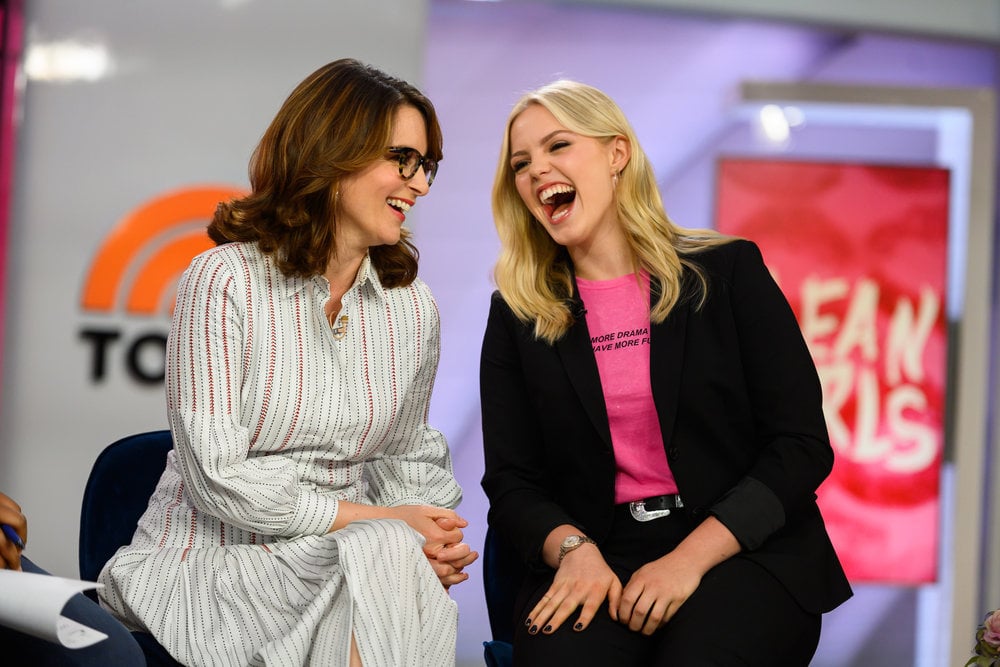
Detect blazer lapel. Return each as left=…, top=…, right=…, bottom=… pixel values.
left=649, top=279, right=688, bottom=445
left=555, top=296, right=614, bottom=451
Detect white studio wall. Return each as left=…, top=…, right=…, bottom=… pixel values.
left=0, top=0, right=431, bottom=588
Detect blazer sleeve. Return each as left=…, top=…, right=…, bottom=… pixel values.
left=480, top=291, right=585, bottom=566
left=707, top=240, right=834, bottom=551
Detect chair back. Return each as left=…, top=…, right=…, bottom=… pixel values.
left=79, top=430, right=173, bottom=582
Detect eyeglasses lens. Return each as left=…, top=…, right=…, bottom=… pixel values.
left=395, top=148, right=437, bottom=186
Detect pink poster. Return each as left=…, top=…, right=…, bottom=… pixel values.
left=715, top=158, right=949, bottom=584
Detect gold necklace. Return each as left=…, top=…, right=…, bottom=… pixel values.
left=327, top=310, right=349, bottom=340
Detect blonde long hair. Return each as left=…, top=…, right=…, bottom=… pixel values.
left=491, top=80, right=731, bottom=344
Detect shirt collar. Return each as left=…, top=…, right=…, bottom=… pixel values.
left=354, top=252, right=386, bottom=300
left=285, top=251, right=386, bottom=301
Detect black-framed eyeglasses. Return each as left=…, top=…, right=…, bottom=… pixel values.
left=387, top=146, right=438, bottom=186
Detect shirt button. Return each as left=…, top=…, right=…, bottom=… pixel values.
left=667, top=447, right=679, bottom=461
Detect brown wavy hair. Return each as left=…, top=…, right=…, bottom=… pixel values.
left=207, top=58, right=443, bottom=287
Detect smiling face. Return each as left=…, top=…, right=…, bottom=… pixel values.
left=335, top=104, right=431, bottom=259
left=508, top=103, right=629, bottom=258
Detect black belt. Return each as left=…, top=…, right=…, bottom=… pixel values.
left=627, top=494, right=683, bottom=521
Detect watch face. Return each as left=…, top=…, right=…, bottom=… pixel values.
left=562, top=535, right=582, bottom=548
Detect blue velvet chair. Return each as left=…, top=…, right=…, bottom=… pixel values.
left=482, top=525, right=524, bottom=667
left=79, top=429, right=183, bottom=667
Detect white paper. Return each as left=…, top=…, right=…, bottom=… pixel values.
left=0, top=570, right=109, bottom=648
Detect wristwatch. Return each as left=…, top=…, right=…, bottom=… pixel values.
left=558, top=535, right=597, bottom=563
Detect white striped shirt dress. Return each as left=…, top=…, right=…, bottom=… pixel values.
left=98, top=242, right=463, bottom=666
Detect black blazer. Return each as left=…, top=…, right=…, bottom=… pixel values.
left=480, top=239, right=852, bottom=615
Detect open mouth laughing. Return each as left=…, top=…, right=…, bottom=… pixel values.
left=538, top=183, right=576, bottom=223
left=387, top=197, right=412, bottom=220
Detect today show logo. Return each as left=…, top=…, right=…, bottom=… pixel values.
left=78, top=185, right=245, bottom=384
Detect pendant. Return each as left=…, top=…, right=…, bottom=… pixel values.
left=331, top=315, right=349, bottom=340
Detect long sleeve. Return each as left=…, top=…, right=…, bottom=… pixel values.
left=165, top=246, right=339, bottom=537
left=480, top=292, right=589, bottom=565
left=363, top=282, right=462, bottom=510
left=704, top=240, right=834, bottom=550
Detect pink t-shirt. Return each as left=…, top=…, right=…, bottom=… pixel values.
left=577, top=271, right=678, bottom=504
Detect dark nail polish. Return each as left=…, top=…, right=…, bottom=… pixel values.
left=524, top=617, right=532, bottom=627
left=574, top=622, right=583, bottom=631
left=543, top=625, right=552, bottom=633
left=529, top=625, right=538, bottom=634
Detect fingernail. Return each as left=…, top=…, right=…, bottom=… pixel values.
left=524, top=617, right=532, bottom=627
left=542, top=625, right=552, bottom=633
left=574, top=622, right=583, bottom=631
left=528, top=625, right=538, bottom=635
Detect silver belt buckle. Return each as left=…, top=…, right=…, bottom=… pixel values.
left=629, top=499, right=672, bottom=522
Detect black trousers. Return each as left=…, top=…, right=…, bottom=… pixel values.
left=511, top=505, right=821, bottom=667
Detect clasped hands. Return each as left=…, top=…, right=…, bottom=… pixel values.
left=525, top=545, right=700, bottom=637
left=390, top=505, right=479, bottom=589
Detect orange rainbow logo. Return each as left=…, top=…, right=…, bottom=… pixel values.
left=81, top=185, right=246, bottom=316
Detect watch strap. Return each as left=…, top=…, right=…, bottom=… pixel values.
left=558, top=535, right=597, bottom=563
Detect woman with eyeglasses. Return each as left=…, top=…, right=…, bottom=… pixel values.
left=480, top=80, right=851, bottom=665
left=99, top=58, right=476, bottom=667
